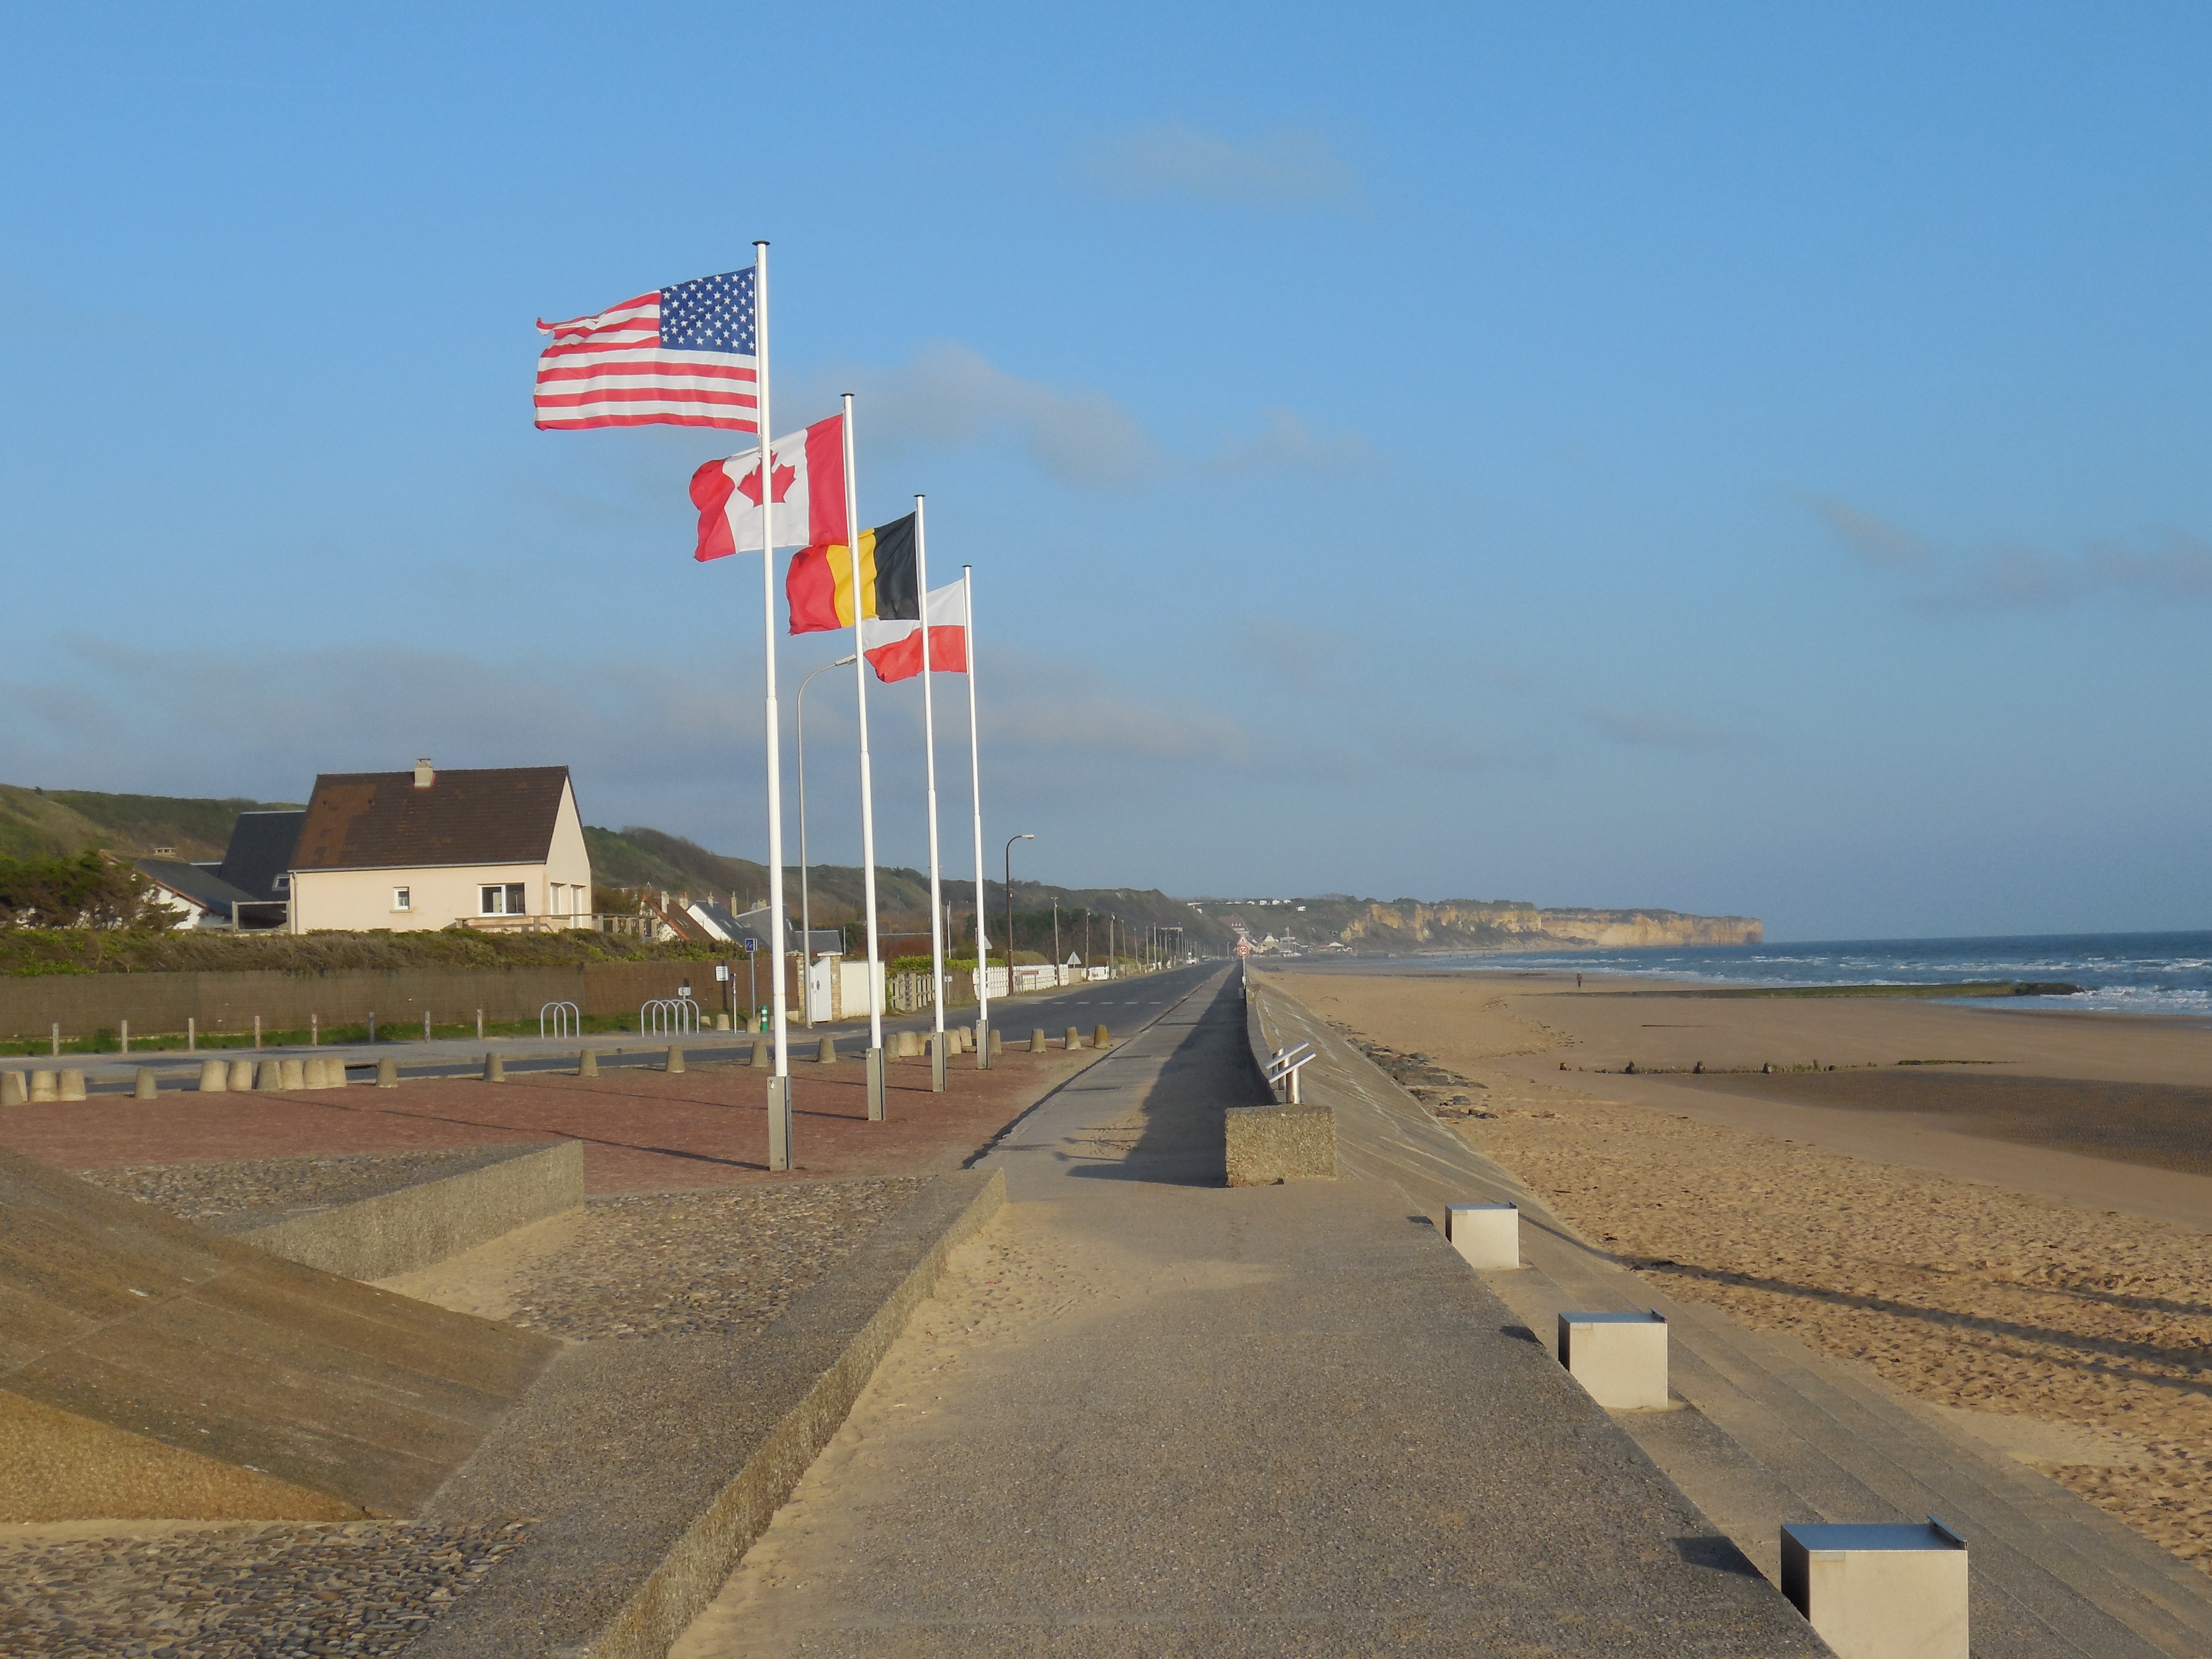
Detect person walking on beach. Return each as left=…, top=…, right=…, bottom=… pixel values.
left=1576, top=973, right=1583, bottom=990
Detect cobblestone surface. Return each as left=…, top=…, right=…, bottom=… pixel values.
left=506, top=1177, right=927, bottom=1341
left=0, top=1519, right=529, bottom=1658
left=74, top=1149, right=511, bottom=1226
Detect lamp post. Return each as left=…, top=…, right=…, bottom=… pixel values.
left=796, top=654, right=858, bottom=1027
left=1004, top=833, right=1034, bottom=990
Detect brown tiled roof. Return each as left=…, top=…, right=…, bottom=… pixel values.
left=292, top=767, right=571, bottom=871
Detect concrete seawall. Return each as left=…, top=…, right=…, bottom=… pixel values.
left=219, top=1142, right=585, bottom=1282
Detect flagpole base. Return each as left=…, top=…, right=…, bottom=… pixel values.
left=976, top=1017, right=991, bottom=1070
left=767, top=1074, right=793, bottom=1170
left=866, top=1047, right=885, bottom=1122
left=931, top=1035, right=946, bottom=1094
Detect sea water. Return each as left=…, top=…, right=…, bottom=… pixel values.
left=1416, top=931, right=2212, bottom=1019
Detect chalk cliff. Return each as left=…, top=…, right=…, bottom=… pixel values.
left=1333, top=900, right=1760, bottom=954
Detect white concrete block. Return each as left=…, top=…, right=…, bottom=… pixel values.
left=1444, top=1202, right=1519, bottom=1269
left=1781, top=1518, right=1968, bottom=1659
left=1556, top=1310, right=1668, bottom=1409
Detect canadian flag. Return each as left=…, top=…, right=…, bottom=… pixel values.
left=859, top=580, right=968, bottom=681
left=691, top=413, right=845, bottom=560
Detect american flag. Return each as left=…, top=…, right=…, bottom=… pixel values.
left=534, top=269, right=758, bottom=430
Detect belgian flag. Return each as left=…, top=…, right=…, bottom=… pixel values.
left=786, top=513, right=919, bottom=633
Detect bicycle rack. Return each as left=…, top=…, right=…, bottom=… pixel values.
left=540, top=1000, right=580, bottom=1040
left=640, top=997, right=702, bottom=1037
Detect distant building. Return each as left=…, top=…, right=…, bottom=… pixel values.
left=127, top=857, right=261, bottom=930
left=213, top=808, right=306, bottom=929
left=687, top=899, right=841, bottom=960
left=282, top=760, right=593, bottom=934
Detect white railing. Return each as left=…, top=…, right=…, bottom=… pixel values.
left=640, top=997, right=701, bottom=1036
left=1265, top=1041, right=1317, bottom=1105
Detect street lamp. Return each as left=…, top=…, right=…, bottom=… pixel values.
left=1004, top=833, right=1034, bottom=987
left=796, top=654, right=858, bottom=1027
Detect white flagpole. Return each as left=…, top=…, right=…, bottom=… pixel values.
left=755, top=241, right=793, bottom=1167
left=915, top=495, right=947, bottom=1093
left=844, top=394, right=888, bottom=1121
left=964, top=564, right=990, bottom=1067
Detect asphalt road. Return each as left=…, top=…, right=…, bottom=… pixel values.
left=36, top=962, right=1226, bottom=1095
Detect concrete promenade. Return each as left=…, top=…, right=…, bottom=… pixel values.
left=670, top=969, right=1818, bottom=1657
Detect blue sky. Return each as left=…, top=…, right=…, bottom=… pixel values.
left=4, top=3, right=2208, bottom=939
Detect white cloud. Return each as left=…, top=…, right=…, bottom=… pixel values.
left=1077, top=121, right=1359, bottom=206
left=1207, top=407, right=1378, bottom=475
left=798, top=345, right=1370, bottom=491
left=1583, top=704, right=1750, bottom=751
left=1804, top=496, right=2212, bottom=612
left=1799, top=493, right=1931, bottom=568
left=0, top=636, right=1257, bottom=855
left=798, top=342, right=1159, bottom=489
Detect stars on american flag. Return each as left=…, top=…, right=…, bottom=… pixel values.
left=660, top=269, right=756, bottom=355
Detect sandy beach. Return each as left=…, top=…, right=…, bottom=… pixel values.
left=1271, top=966, right=2212, bottom=1572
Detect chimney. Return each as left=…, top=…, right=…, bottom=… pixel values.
left=413, top=757, right=435, bottom=789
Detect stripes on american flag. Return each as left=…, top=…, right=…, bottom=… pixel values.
left=534, top=268, right=759, bottom=431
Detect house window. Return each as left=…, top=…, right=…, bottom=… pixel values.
left=480, top=883, right=528, bottom=916
left=393, top=887, right=412, bottom=912
left=273, top=874, right=290, bottom=892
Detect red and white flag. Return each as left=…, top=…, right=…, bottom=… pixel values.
left=691, top=414, right=847, bottom=560
left=860, top=580, right=968, bottom=681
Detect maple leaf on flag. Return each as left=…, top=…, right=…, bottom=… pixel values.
left=738, top=456, right=798, bottom=506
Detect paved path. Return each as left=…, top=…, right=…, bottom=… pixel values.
left=670, top=970, right=1818, bottom=1657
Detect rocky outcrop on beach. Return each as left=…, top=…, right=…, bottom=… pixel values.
left=1334, top=900, right=1760, bottom=954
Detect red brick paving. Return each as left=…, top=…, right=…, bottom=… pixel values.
left=0, top=1049, right=1102, bottom=1193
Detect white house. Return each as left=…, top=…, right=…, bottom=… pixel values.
left=285, top=759, right=593, bottom=933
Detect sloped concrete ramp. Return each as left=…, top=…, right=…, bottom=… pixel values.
left=0, top=1147, right=558, bottom=1522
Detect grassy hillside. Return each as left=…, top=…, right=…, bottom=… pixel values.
left=0, top=785, right=301, bottom=863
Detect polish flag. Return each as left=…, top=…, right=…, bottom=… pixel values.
left=860, top=580, right=968, bottom=681
left=691, top=413, right=845, bottom=560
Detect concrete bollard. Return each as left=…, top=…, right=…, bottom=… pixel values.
left=197, top=1059, right=228, bottom=1093
left=1030, top=1029, right=1046, bottom=1053
left=485, top=1053, right=505, bottom=1083
left=817, top=1035, right=837, bottom=1064
left=255, top=1059, right=282, bottom=1091
left=1557, top=1310, right=1669, bottom=1410
left=1445, top=1203, right=1520, bottom=1270
left=59, top=1070, right=86, bottom=1101
left=750, top=1036, right=769, bottom=1068
left=229, top=1058, right=255, bottom=1092
left=902, top=1030, right=922, bottom=1058
left=1094, top=1023, right=1110, bottom=1049
left=302, top=1058, right=327, bottom=1089
left=666, top=1046, right=685, bottom=1075
left=715, top=1012, right=732, bottom=1031
left=1, top=1071, right=26, bottom=1107
left=376, top=1057, right=398, bottom=1088
left=134, top=1068, right=157, bottom=1101
left=278, top=1059, right=306, bottom=1090
left=30, top=1070, right=58, bottom=1102
left=1066, top=1026, right=1082, bottom=1050
left=989, top=1027, right=1003, bottom=1056
left=1781, top=1519, right=1968, bottom=1659
left=578, top=1049, right=598, bottom=1078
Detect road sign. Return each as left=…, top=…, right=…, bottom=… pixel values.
left=743, top=937, right=759, bottom=953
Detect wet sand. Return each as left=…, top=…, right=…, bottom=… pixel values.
left=1269, top=967, right=2212, bottom=1573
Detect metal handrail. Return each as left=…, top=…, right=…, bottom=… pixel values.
left=540, top=1000, right=580, bottom=1040
left=1265, top=1041, right=1317, bottom=1105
